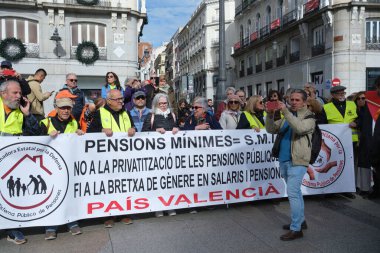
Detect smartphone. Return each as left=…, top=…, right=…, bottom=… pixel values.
left=266, top=101, right=279, bottom=111
left=19, top=97, right=27, bottom=107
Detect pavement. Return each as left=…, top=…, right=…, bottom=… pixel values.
left=1, top=194, right=380, bottom=253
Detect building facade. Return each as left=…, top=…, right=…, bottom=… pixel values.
left=173, top=0, right=236, bottom=101
left=232, top=0, right=380, bottom=99
left=137, top=41, right=153, bottom=80
left=0, top=0, right=147, bottom=113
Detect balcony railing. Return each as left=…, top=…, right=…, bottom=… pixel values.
left=235, top=4, right=242, bottom=16
left=270, top=18, right=281, bottom=31
left=276, top=55, right=286, bottom=67
left=303, top=0, right=320, bottom=16
left=242, top=0, right=249, bottom=10
left=265, top=60, right=273, bottom=70
left=366, top=37, right=380, bottom=50
left=282, top=9, right=297, bottom=27
left=71, top=46, right=107, bottom=60
left=234, top=41, right=241, bottom=51
left=243, top=36, right=249, bottom=47
left=256, top=63, right=262, bottom=73
left=250, top=31, right=258, bottom=42
left=311, top=43, right=325, bottom=57
left=64, top=0, right=112, bottom=7
left=260, top=25, right=270, bottom=38
left=247, top=66, right=253, bottom=75
left=289, top=51, right=300, bottom=63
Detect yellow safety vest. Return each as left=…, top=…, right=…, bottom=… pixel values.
left=100, top=107, right=132, bottom=132
left=323, top=101, right=358, bottom=142
left=243, top=111, right=265, bottom=129
left=40, top=117, right=78, bottom=134
left=0, top=97, right=23, bottom=135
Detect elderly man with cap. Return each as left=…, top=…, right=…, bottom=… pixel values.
left=130, top=90, right=151, bottom=132
left=40, top=97, right=84, bottom=137
left=321, top=85, right=358, bottom=198
left=40, top=97, right=83, bottom=240
left=0, top=60, right=31, bottom=96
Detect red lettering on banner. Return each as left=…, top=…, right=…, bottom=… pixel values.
left=226, top=189, right=240, bottom=200
left=193, top=193, right=207, bottom=203
left=104, top=201, right=123, bottom=212
left=209, top=191, right=223, bottom=201
left=158, top=195, right=175, bottom=206
left=175, top=194, right=192, bottom=205
left=135, top=198, right=150, bottom=209
left=242, top=188, right=256, bottom=198
left=265, top=183, right=280, bottom=195
left=87, top=202, right=104, bottom=214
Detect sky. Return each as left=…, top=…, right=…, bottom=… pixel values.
left=141, top=0, right=202, bottom=47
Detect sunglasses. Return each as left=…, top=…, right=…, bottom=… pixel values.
left=135, top=96, right=146, bottom=100
left=68, top=79, right=78, bottom=82
left=107, top=75, right=114, bottom=78
left=192, top=106, right=203, bottom=110
left=228, top=101, right=240, bottom=105
left=108, top=97, right=124, bottom=102
left=358, top=97, right=366, bottom=101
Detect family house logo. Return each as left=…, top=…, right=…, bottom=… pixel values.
left=0, top=143, right=68, bottom=222
left=302, top=130, right=345, bottom=188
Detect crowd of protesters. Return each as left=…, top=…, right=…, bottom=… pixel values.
left=1, top=59, right=380, bottom=243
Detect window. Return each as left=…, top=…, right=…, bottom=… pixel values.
left=290, top=37, right=300, bottom=53
left=247, top=19, right=251, bottom=38
left=0, top=17, right=38, bottom=43
left=265, top=47, right=273, bottom=61
left=313, top=25, right=325, bottom=46
left=366, top=20, right=380, bottom=43
left=266, top=6, right=271, bottom=26
left=256, top=13, right=261, bottom=32
left=240, top=25, right=244, bottom=42
left=277, top=0, right=283, bottom=19
left=239, top=60, right=245, bottom=77
left=71, top=23, right=106, bottom=47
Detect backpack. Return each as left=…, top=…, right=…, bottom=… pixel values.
left=304, top=114, right=322, bottom=164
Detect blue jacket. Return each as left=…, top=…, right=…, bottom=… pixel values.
left=183, top=112, right=222, bottom=130
left=129, top=107, right=151, bottom=132
left=101, top=84, right=124, bottom=99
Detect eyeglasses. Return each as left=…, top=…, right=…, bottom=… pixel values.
left=68, top=79, right=77, bottom=82
left=135, top=96, right=146, bottom=100
left=107, top=75, right=114, bottom=78
left=58, top=106, right=72, bottom=110
left=358, top=97, right=366, bottom=101
left=108, top=97, right=124, bottom=102
left=228, top=101, right=240, bottom=105
left=158, top=102, right=168, bottom=106
left=192, top=106, right=203, bottom=110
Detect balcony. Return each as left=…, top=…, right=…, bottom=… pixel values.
left=234, top=41, right=241, bottom=51
left=235, top=4, right=242, bottom=16
left=243, top=36, right=249, bottom=47
left=311, top=43, right=325, bottom=57
left=270, top=18, right=281, bottom=31
left=247, top=66, right=253, bottom=75
left=242, top=0, right=249, bottom=10
left=282, top=9, right=297, bottom=27
left=303, top=0, right=320, bottom=16
left=265, top=60, right=273, bottom=70
left=255, top=63, right=262, bottom=73
left=289, top=51, right=300, bottom=63
left=250, top=31, right=258, bottom=42
left=366, top=37, right=380, bottom=50
left=276, top=55, right=286, bottom=67
left=239, top=70, right=245, bottom=78
left=260, top=25, right=270, bottom=38
left=71, top=46, right=107, bottom=60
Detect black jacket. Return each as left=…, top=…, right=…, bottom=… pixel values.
left=142, top=112, right=177, bottom=131
left=87, top=104, right=135, bottom=133
left=60, top=86, right=85, bottom=122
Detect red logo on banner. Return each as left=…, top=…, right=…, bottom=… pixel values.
left=270, top=19, right=280, bottom=30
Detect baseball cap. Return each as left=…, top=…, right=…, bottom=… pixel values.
left=133, top=91, right=146, bottom=99
left=55, top=90, right=78, bottom=99
left=1, top=61, right=12, bottom=69
left=55, top=98, right=74, bottom=108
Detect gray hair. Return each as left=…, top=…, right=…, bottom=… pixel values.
left=152, top=93, right=172, bottom=113
left=66, top=73, right=77, bottom=79
left=225, top=87, right=236, bottom=94
left=0, top=79, right=20, bottom=93
left=193, top=96, right=208, bottom=110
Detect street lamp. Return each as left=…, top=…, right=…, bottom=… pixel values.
left=50, top=27, right=61, bottom=58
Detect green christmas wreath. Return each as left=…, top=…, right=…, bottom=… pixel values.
left=76, top=41, right=99, bottom=65
left=0, top=37, right=26, bottom=61
left=77, top=0, right=99, bottom=6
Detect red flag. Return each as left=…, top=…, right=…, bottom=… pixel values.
left=305, top=0, right=319, bottom=13
left=365, top=91, right=380, bottom=120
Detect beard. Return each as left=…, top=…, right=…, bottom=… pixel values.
left=5, top=100, right=20, bottom=109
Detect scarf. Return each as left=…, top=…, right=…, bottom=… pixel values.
left=155, top=109, right=171, bottom=118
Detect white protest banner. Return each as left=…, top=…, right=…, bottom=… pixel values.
left=0, top=124, right=354, bottom=229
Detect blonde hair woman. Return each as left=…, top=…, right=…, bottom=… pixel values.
left=237, top=95, right=265, bottom=132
